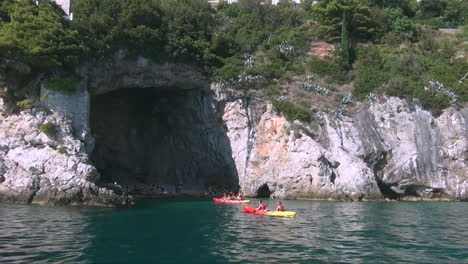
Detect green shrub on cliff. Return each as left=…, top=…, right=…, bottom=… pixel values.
left=353, top=34, right=467, bottom=115
left=57, top=146, right=67, bottom=154
left=160, top=0, right=216, bottom=64
left=353, top=46, right=388, bottom=100
left=42, top=76, right=79, bottom=93
left=0, top=0, right=85, bottom=69
left=72, top=0, right=165, bottom=59
left=273, top=99, right=311, bottom=123
left=367, top=0, right=418, bottom=17
left=40, top=122, right=57, bottom=138
left=73, top=0, right=219, bottom=68
left=0, top=0, right=466, bottom=119
left=16, top=98, right=34, bottom=109
left=442, top=0, right=468, bottom=25
left=213, top=0, right=313, bottom=84
left=313, top=0, right=376, bottom=66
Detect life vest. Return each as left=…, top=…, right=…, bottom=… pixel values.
left=259, top=203, right=266, bottom=210
left=277, top=205, right=285, bottom=211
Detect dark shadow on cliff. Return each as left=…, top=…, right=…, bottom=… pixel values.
left=256, top=184, right=272, bottom=198
left=89, top=87, right=239, bottom=194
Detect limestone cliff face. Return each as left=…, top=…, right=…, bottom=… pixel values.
left=216, top=87, right=467, bottom=201
left=0, top=53, right=239, bottom=206
left=0, top=52, right=465, bottom=205
left=0, top=100, right=130, bottom=206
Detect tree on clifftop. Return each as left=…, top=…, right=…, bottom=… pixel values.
left=72, top=0, right=165, bottom=59
left=366, top=0, right=417, bottom=17
left=159, top=0, right=215, bottom=64
left=313, top=0, right=374, bottom=64
left=0, top=0, right=84, bottom=69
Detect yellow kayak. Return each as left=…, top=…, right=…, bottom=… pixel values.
left=243, top=206, right=296, bottom=217
left=267, top=211, right=296, bottom=217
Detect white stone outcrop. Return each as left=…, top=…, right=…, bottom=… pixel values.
left=219, top=91, right=467, bottom=201
left=0, top=102, right=130, bottom=206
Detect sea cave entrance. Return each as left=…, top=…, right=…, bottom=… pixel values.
left=89, top=87, right=238, bottom=194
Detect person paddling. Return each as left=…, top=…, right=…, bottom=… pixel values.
left=237, top=192, right=244, bottom=201
left=228, top=192, right=236, bottom=200
left=257, top=200, right=267, bottom=211
left=277, top=201, right=285, bottom=211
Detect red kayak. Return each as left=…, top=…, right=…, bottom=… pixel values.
left=243, top=206, right=268, bottom=215
left=243, top=206, right=296, bottom=217
left=213, top=198, right=250, bottom=204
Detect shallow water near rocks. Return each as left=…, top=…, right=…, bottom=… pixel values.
left=0, top=200, right=467, bottom=263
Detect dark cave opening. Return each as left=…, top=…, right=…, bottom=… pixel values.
left=374, top=178, right=400, bottom=200
left=90, top=88, right=238, bottom=193
left=330, top=171, right=336, bottom=184
left=256, top=184, right=272, bottom=198
left=368, top=152, right=401, bottom=200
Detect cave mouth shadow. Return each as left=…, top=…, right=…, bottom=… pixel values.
left=256, top=184, right=272, bottom=198
left=89, top=87, right=238, bottom=195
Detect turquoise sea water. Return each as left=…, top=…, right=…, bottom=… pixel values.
left=0, top=199, right=467, bottom=264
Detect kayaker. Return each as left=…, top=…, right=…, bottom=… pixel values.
left=277, top=201, right=285, bottom=211
left=257, top=200, right=267, bottom=211
left=228, top=192, right=236, bottom=200
left=237, top=192, right=244, bottom=201
left=222, top=193, right=227, bottom=201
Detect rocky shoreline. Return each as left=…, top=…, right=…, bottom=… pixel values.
left=1, top=88, right=467, bottom=206
left=1, top=89, right=467, bottom=206
left=0, top=70, right=467, bottom=206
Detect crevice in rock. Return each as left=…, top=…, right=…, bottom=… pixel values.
left=318, top=155, right=339, bottom=184
left=404, top=185, right=420, bottom=197
left=413, top=110, right=440, bottom=181
left=0, top=161, right=6, bottom=183
left=256, top=183, right=271, bottom=198
left=237, top=92, right=263, bottom=178
left=355, top=110, right=400, bottom=200
left=403, top=185, right=448, bottom=199
left=26, top=190, right=37, bottom=204
left=243, top=97, right=254, bottom=177
left=374, top=177, right=400, bottom=200
left=369, top=152, right=400, bottom=200
left=214, top=100, right=228, bottom=131
left=330, top=171, right=336, bottom=184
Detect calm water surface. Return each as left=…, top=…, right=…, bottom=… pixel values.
left=0, top=200, right=467, bottom=264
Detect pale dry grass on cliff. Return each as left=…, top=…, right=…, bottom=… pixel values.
left=280, top=76, right=360, bottom=115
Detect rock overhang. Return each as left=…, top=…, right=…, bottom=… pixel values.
left=83, top=51, right=209, bottom=96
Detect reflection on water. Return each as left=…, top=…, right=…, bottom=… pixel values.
left=0, top=200, right=467, bottom=264
left=0, top=204, right=94, bottom=264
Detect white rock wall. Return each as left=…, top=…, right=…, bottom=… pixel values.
left=0, top=102, right=130, bottom=206
left=222, top=95, right=467, bottom=201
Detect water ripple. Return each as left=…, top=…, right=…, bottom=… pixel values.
left=0, top=200, right=467, bottom=263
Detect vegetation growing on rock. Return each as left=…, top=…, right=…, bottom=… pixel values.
left=0, top=0, right=466, bottom=118
left=0, top=0, right=84, bottom=69
left=15, top=98, right=34, bottom=109
left=42, top=75, right=79, bottom=93
left=40, top=122, right=57, bottom=138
